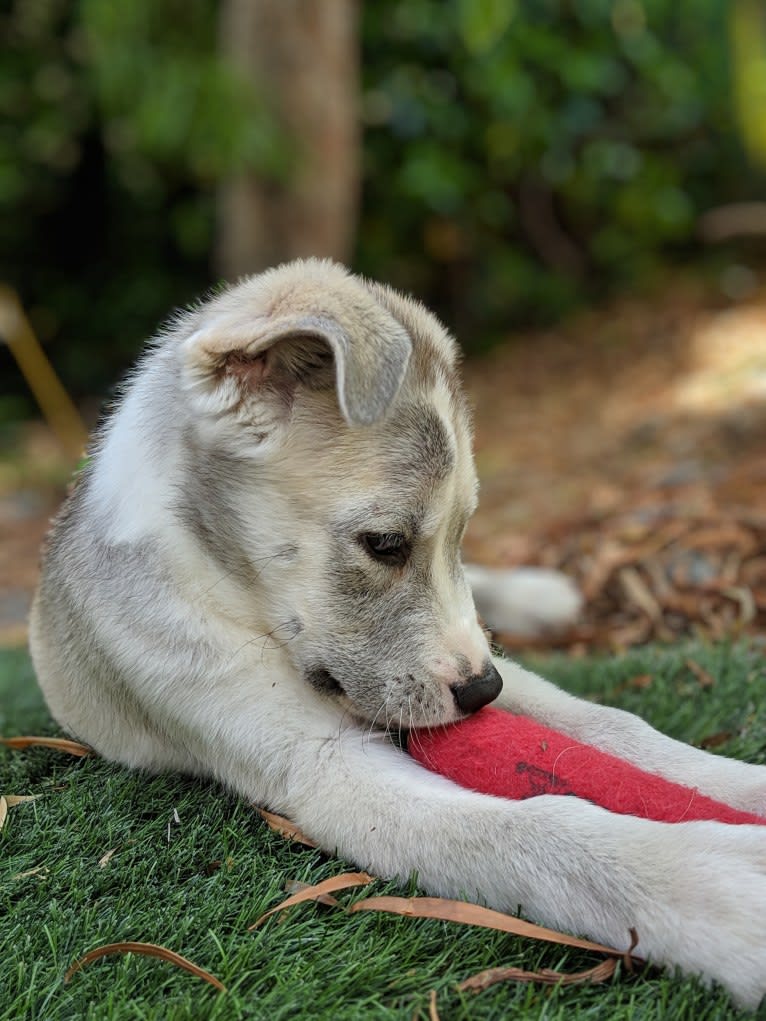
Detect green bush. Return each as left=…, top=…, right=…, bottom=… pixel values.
left=358, top=0, right=761, bottom=335
left=0, top=0, right=763, bottom=404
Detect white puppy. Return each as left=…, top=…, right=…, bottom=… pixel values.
left=30, top=260, right=766, bottom=1007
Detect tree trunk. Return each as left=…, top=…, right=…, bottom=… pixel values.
left=216, top=0, right=360, bottom=280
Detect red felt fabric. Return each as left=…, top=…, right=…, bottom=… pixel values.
left=409, top=707, right=765, bottom=826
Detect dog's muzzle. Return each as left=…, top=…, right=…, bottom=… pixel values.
left=450, top=662, right=503, bottom=714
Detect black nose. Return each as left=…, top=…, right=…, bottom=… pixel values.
left=451, top=662, right=503, bottom=714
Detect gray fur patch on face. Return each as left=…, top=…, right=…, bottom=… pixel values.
left=382, top=403, right=455, bottom=486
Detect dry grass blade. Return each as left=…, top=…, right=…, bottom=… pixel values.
left=347, top=896, right=623, bottom=957
left=258, top=808, right=317, bottom=847
left=249, top=872, right=374, bottom=930
left=0, top=796, right=7, bottom=832
left=0, top=735, right=92, bottom=757
left=64, top=941, right=227, bottom=992
left=459, top=958, right=618, bottom=992
left=428, top=988, right=441, bottom=1021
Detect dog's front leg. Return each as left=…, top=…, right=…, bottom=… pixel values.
left=492, top=656, right=766, bottom=816
left=272, top=728, right=766, bottom=1008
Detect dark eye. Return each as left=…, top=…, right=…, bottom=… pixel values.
left=361, top=532, right=410, bottom=567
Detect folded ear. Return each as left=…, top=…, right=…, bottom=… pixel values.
left=180, top=276, right=412, bottom=427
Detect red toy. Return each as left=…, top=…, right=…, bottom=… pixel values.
left=409, top=707, right=765, bottom=826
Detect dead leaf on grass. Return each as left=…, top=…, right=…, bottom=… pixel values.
left=347, top=896, right=624, bottom=958
left=98, top=848, right=117, bottom=868
left=612, top=673, right=653, bottom=696
left=700, top=730, right=735, bottom=749
left=0, top=793, right=41, bottom=830
left=284, top=879, right=341, bottom=908
left=258, top=808, right=317, bottom=847
left=459, top=958, right=619, bottom=992
left=459, top=923, right=641, bottom=993
left=0, top=735, right=92, bottom=757
left=64, top=941, right=226, bottom=992
left=12, top=865, right=49, bottom=880
left=249, top=872, right=374, bottom=930
left=685, top=658, right=715, bottom=689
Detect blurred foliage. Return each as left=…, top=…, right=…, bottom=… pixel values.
left=358, top=0, right=765, bottom=334
left=730, top=0, right=766, bottom=169
left=1, top=0, right=766, bottom=408
left=0, top=0, right=286, bottom=404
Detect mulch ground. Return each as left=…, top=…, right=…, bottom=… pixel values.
left=2, top=273, right=766, bottom=652
left=463, top=276, right=766, bottom=652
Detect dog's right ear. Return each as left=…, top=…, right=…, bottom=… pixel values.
left=179, top=264, right=412, bottom=430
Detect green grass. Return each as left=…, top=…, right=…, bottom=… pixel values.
left=2, top=641, right=765, bottom=1020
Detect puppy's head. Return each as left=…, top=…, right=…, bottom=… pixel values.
left=177, top=259, right=500, bottom=728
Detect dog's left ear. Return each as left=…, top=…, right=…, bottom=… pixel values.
left=180, top=270, right=413, bottom=427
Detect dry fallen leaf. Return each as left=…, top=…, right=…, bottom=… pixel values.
left=249, top=872, right=374, bottom=930
left=284, top=879, right=341, bottom=908
left=700, top=730, right=735, bottom=749
left=722, top=586, right=756, bottom=625
left=0, top=793, right=41, bottom=831
left=258, top=808, right=317, bottom=847
left=459, top=920, right=641, bottom=993
left=347, top=896, right=624, bottom=958
left=98, top=848, right=117, bottom=869
left=12, top=865, right=49, bottom=880
left=459, top=958, right=619, bottom=992
left=619, top=566, right=662, bottom=622
left=685, top=658, right=716, bottom=689
left=64, top=941, right=226, bottom=992
left=612, top=673, right=653, bottom=697
left=0, top=735, right=92, bottom=757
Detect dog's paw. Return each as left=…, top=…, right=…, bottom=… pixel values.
left=636, top=823, right=766, bottom=1009
left=465, top=564, right=582, bottom=637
